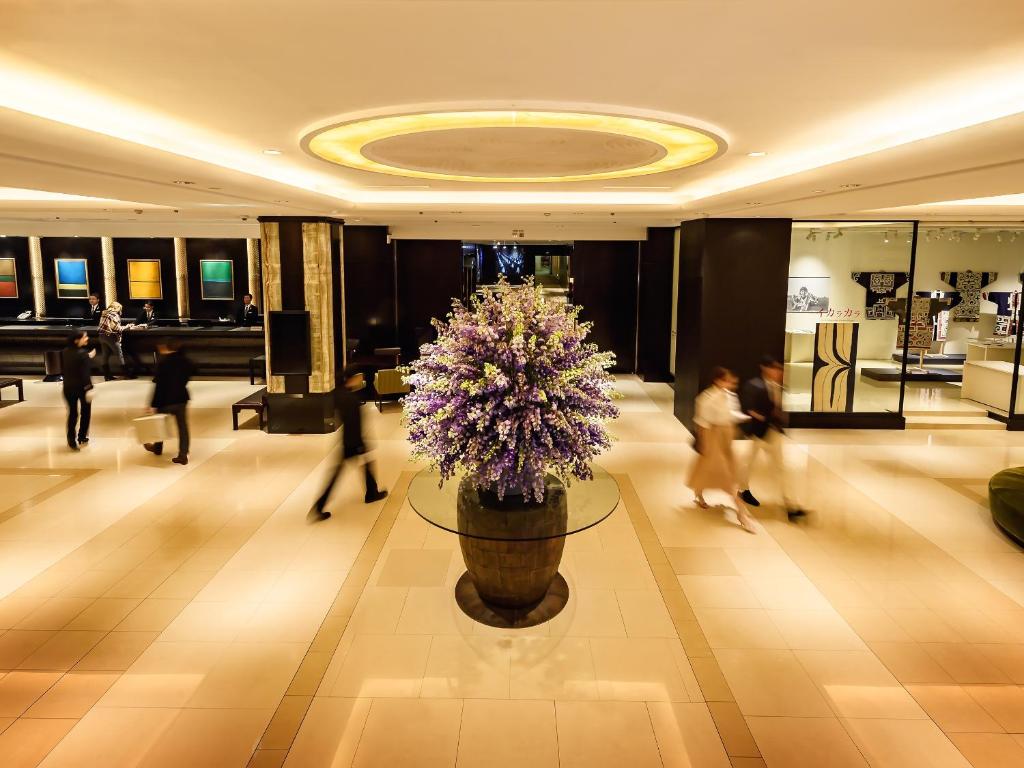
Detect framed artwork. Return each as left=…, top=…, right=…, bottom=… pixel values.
left=200, top=259, right=234, bottom=300
left=127, top=259, right=163, bottom=300
left=55, top=258, right=89, bottom=299
left=787, top=277, right=830, bottom=313
left=0, top=257, right=17, bottom=298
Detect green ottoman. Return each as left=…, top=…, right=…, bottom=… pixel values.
left=989, top=467, right=1024, bottom=546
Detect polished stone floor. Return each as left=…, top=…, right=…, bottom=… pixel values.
left=0, top=375, right=1023, bottom=767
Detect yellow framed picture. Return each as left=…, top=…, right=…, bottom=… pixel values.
left=127, top=259, right=163, bottom=300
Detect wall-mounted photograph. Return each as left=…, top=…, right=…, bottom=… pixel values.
left=0, top=258, right=17, bottom=298
left=786, top=276, right=830, bottom=313
left=200, top=259, right=234, bottom=300
left=55, top=258, right=89, bottom=299
left=127, top=259, right=163, bottom=300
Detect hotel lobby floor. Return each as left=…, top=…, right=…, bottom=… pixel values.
left=0, top=377, right=1023, bottom=767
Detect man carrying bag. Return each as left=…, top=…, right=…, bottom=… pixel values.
left=143, top=341, right=196, bottom=465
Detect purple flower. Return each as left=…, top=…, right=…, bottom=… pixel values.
left=402, top=278, right=618, bottom=501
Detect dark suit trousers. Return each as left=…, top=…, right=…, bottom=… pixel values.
left=316, top=450, right=380, bottom=508
left=63, top=389, right=91, bottom=444
left=153, top=402, right=190, bottom=458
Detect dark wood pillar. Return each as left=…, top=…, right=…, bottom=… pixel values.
left=637, top=227, right=676, bottom=382
left=674, top=218, right=792, bottom=428
left=571, top=240, right=640, bottom=373
left=258, top=216, right=344, bottom=433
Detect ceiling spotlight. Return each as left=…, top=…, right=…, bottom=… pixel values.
left=838, top=183, right=861, bottom=189
left=883, top=234, right=889, bottom=243
left=1012, top=232, right=1020, bottom=243
left=997, top=232, right=1004, bottom=242
left=747, top=151, right=767, bottom=157
left=812, top=189, right=826, bottom=194
left=973, top=230, right=981, bottom=241
left=173, top=180, right=194, bottom=185
left=262, top=149, right=282, bottom=155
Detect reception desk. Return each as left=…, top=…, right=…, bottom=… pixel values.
left=0, top=322, right=264, bottom=376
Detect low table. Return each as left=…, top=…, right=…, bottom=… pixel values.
left=408, top=467, right=620, bottom=628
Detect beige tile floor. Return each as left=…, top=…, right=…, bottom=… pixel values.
left=0, top=374, right=1022, bottom=766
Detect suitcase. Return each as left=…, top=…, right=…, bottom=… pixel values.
left=133, top=414, right=173, bottom=443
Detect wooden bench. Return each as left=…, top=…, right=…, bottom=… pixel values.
left=0, top=377, right=24, bottom=402
left=232, top=387, right=267, bottom=430
left=248, top=354, right=266, bottom=385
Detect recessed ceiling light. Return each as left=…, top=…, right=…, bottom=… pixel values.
left=172, top=180, right=194, bottom=185
left=307, top=110, right=721, bottom=183
left=746, top=151, right=767, bottom=157
left=812, top=189, right=826, bottom=194
left=745, top=202, right=762, bottom=206
left=262, top=149, right=282, bottom=155
left=273, top=199, right=289, bottom=203
left=838, top=183, right=862, bottom=189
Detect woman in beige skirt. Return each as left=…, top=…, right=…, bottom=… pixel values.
left=687, top=367, right=757, bottom=534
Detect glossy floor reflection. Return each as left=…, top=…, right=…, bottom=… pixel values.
left=0, top=375, right=1023, bottom=766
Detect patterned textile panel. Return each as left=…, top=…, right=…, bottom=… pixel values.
left=811, top=321, right=859, bottom=413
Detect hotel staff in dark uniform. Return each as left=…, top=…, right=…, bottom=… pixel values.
left=61, top=330, right=96, bottom=451
left=136, top=302, right=158, bottom=326
left=87, top=293, right=103, bottom=324
left=236, top=293, right=259, bottom=326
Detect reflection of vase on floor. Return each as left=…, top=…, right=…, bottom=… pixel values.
left=456, top=474, right=568, bottom=609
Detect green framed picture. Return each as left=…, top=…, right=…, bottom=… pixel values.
left=200, top=259, right=234, bottom=300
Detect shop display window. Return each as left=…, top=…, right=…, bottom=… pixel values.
left=784, top=222, right=914, bottom=415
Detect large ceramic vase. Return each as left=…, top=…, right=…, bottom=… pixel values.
left=456, top=474, right=568, bottom=609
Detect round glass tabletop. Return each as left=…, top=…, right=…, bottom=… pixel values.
left=408, top=466, right=620, bottom=541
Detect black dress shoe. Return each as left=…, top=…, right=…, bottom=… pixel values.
left=68, top=441, right=79, bottom=452
left=143, top=443, right=163, bottom=456
left=104, top=376, right=115, bottom=382
left=171, top=456, right=188, bottom=465
left=78, top=437, right=89, bottom=446
left=365, top=490, right=388, bottom=504
left=787, top=508, right=807, bottom=521
left=739, top=490, right=760, bottom=507
left=312, top=500, right=331, bottom=518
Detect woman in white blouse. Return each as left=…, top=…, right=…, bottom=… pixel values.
left=687, top=366, right=756, bottom=534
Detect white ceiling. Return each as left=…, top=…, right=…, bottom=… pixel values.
left=2, top=0, right=1024, bottom=235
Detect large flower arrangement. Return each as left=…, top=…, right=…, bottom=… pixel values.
left=403, top=279, right=619, bottom=502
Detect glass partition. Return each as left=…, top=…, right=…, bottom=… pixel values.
left=784, top=222, right=914, bottom=416
left=912, top=226, right=1024, bottom=422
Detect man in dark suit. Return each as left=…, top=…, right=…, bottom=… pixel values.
left=313, top=365, right=387, bottom=517
left=86, top=293, right=103, bottom=323
left=61, top=330, right=96, bottom=451
left=236, top=293, right=259, bottom=326
left=135, top=302, right=158, bottom=326
left=738, top=356, right=805, bottom=520
left=144, top=341, right=196, bottom=465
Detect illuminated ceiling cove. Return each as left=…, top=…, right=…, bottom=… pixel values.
left=305, top=111, right=722, bottom=183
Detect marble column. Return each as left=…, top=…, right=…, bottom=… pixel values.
left=101, top=237, right=117, bottom=303
left=28, top=236, right=44, bottom=318
left=173, top=238, right=189, bottom=319
left=246, top=238, right=262, bottom=304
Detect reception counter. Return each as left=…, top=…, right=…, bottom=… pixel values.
left=0, top=322, right=264, bottom=376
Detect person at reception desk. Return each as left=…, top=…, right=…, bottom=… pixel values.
left=87, top=293, right=103, bottom=324
left=236, top=293, right=259, bottom=326
left=61, top=330, right=95, bottom=451
left=97, top=301, right=136, bottom=380
left=135, top=301, right=158, bottom=326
